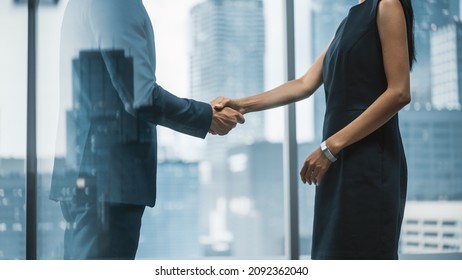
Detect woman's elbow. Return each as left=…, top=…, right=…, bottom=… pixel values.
left=387, top=85, right=411, bottom=109
left=391, top=87, right=411, bottom=107
left=297, top=77, right=321, bottom=100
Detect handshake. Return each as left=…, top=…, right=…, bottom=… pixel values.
left=208, top=96, right=245, bottom=135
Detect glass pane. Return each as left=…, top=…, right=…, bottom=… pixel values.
left=399, top=0, right=462, bottom=258
left=137, top=0, right=285, bottom=259
left=298, top=0, right=462, bottom=259
left=0, top=1, right=28, bottom=260
left=36, top=0, right=68, bottom=259
left=37, top=0, right=285, bottom=259
left=295, top=0, right=358, bottom=259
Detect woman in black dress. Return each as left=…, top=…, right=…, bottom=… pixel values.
left=212, top=0, right=415, bottom=259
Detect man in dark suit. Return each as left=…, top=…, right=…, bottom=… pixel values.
left=50, top=0, right=244, bottom=259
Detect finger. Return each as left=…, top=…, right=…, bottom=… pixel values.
left=235, top=112, right=245, bottom=124
left=300, top=161, right=313, bottom=185
left=306, top=171, right=312, bottom=185
left=210, top=97, right=225, bottom=109
left=214, top=103, right=224, bottom=110
left=213, top=99, right=226, bottom=110
left=311, top=171, right=318, bottom=186
left=306, top=166, right=315, bottom=185
left=300, top=164, right=308, bottom=184
left=222, top=120, right=236, bottom=131
left=312, top=166, right=323, bottom=185
left=305, top=169, right=313, bottom=185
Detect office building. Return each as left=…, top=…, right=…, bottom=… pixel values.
left=0, top=158, right=69, bottom=260
left=400, top=109, right=462, bottom=200
left=190, top=0, right=265, bottom=145
left=137, top=161, right=201, bottom=259
left=415, top=13, right=462, bottom=251
left=412, top=0, right=460, bottom=106
left=189, top=0, right=267, bottom=257
left=0, top=158, right=24, bottom=177
left=67, top=49, right=136, bottom=171
left=0, top=169, right=25, bottom=259
left=199, top=141, right=316, bottom=257
left=430, top=21, right=462, bottom=110
left=400, top=201, right=462, bottom=254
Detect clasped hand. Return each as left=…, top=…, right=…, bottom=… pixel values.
left=209, top=96, right=245, bottom=135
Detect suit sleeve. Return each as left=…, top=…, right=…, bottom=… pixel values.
left=137, top=85, right=213, bottom=139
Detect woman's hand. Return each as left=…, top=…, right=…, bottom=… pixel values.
left=300, top=147, right=332, bottom=185
left=210, top=96, right=245, bottom=114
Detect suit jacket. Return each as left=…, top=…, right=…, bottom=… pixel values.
left=50, top=0, right=212, bottom=207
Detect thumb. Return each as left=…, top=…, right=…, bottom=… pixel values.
left=236, top=112, right=245, bottom=124
left=214, top=103, right=224, bottom=110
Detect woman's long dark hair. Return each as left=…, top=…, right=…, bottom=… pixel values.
left=400, top=0, right=416, bottom=70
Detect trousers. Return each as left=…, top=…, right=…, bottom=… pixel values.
left=60, top=195, right=145, bottom=260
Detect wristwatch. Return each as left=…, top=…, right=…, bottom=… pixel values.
left=320, top=141, right=337, bottom=163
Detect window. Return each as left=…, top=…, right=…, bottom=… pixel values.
left=424, top=243, right=438, bottom=249
left=35, top=0, right=286, bottom=259
left=304, top=0, right=462, bottom=259
left=443, top=221, right=458, bottom=226
left=443, top=233, right=456, bottom=238
left=0, top=1, right=27, bottom=260
left=3, top=0, right=462, bottom=260
left=138, top=0, right=285, bottom=259
left=424, top=220, right=438, bottom=226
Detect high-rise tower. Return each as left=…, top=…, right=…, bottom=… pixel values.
left=189, top=0, right=267, bottom=256
left=190, top=0, right=265, bottom=145
left=430, top=21, right=462, bottom=110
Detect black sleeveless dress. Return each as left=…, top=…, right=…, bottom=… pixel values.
left=312, top=0, right=408, bottom=259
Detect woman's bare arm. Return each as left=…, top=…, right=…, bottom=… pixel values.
left=212, top=48, right=328, bottom=114
left=326, top=0, right=411, bottom=155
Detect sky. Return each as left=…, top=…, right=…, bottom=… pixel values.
left=0, top=0, right=314, bottom=159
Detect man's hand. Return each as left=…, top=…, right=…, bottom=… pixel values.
left=209, top=106, right=245, bottom=135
